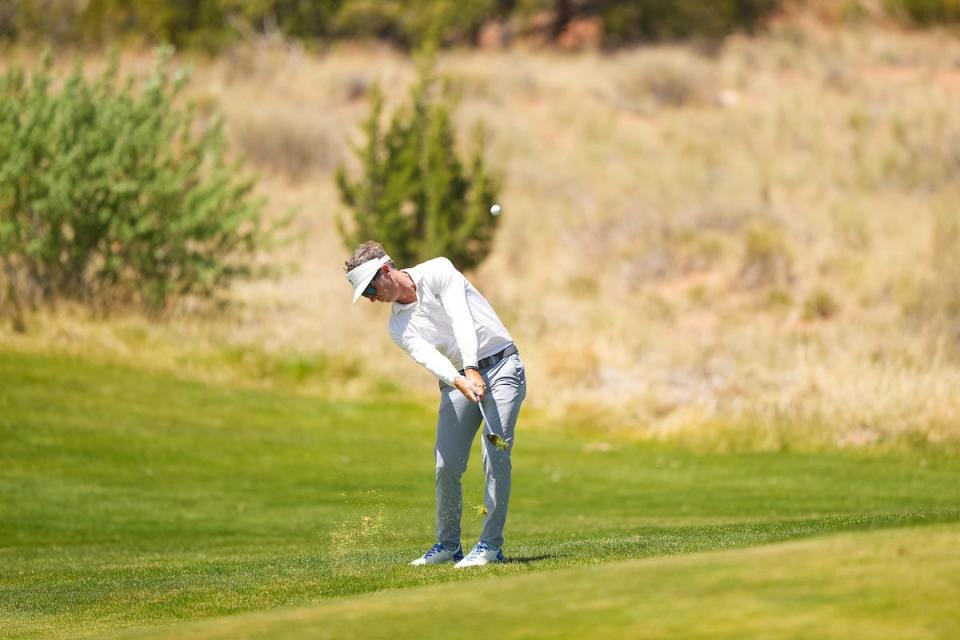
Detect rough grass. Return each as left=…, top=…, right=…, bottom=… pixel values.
left=1, top=350, right=959, bottom=639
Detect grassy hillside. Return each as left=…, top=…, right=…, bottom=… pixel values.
left=112, top=523, right=960, bottom=640
left=1, top=350, right=958, bottom=638
left=3, top=24, right=960, bottom=450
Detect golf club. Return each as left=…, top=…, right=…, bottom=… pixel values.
left=477, top=396, right=510, bottom=451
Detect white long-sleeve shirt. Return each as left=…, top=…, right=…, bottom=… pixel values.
left=389, top=257, right=514, bottom=387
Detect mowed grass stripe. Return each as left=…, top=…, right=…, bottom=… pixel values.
left=111, top=523, right=960, bottom=640
left=1, top=350, right=959, bottom=639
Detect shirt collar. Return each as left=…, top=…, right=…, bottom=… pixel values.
left=392, top=267, right=421, bottom=313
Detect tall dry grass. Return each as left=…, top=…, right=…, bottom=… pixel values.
left=4, top=24, right=960, bottom=450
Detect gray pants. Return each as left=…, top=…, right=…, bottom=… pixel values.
left=435, top=352, right=526, bottom=550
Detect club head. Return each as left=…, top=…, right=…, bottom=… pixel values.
left=485, top=432, right=511, bottom=451
left=478, top=401, right=510, bottom=450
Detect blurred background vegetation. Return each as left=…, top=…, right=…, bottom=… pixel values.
left=0, top=1, right=777, bottom=51
left=2, top=0, right=960, bottom=451
left=2, top=0, right=958, bottom=53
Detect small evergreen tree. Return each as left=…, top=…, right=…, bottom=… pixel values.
left=335, top=56, right=501, bottom=270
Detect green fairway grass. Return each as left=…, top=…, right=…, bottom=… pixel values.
left=2, top=350, right=959, bottom=639
left=111, top=523, right=960, bottom=640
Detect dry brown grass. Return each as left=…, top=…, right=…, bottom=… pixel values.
left=4, top=25, right=960, bottom=450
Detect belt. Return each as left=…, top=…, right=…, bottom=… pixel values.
left=459, top=344, right=518, bottom=375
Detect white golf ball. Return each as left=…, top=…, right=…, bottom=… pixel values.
left=490, top=204, right=501, bottom=216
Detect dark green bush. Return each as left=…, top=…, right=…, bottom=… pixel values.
left=7, top=1, right=958, bottom=53
left=0, top=0, right=341, bottom=51
left=333, top=0, right=495, bottom=48
left=335, top=56, right=501, bottom=271
left=0, top=0, right=84, bottom=45
left=885, top=0, right=960, bottom=24
left=599, top=0, right=780, bottom=46
left=6, top=0, right=960, bottom=51
left=0, top=49, right=270, bottom=321
left=1, top=0, right=492, bottom=52
left=0, top=0, right=781, bottom=51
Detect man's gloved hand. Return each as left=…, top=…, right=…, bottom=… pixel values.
left=454, top=369, right=486, bottom=402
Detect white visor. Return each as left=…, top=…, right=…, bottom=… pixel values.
left=346, top=255, right=391, bottom=303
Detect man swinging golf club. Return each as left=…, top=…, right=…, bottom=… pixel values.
left=345, top=241, right=526, bottom=567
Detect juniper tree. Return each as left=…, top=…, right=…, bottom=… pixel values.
left=335, top=57, right=501, bottom=271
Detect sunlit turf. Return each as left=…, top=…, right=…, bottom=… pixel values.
left=110, top=523, right=960, bottom=640
left=1, top=350, right=958, bottom=639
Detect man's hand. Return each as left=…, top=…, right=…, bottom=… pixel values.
left=454, top=369, right=486, bottom=403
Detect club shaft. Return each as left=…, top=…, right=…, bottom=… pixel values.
left=477, top=399, right=493, bottom=435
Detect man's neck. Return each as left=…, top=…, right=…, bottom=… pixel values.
left=396, top=270, right=417, bottom=304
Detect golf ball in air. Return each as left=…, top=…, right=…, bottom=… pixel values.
left=490, top=204, right=501, bottom=216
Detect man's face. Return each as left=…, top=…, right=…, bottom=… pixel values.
left=365, top=266, right=400, bottom=303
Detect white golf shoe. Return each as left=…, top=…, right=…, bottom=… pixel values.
left=409, top=543, right=464, bottom=566
left=454, top=541, right=504, bottom=568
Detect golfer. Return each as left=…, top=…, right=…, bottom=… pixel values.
left=345, top=241, right=526, bottom=567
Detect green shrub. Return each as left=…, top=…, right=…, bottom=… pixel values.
left=885, top=0, right=960, bottom=24
left=6, top=1, right=960, bottom=51
left=335, top=55, right=501, bottom=271
left=1, top=0, right=783, bottom=51
left=332, top=0, right=495, bottom=49
left=2, top=0, right=493, bottom=51
left=0, top=0, right=85, bottom=45
left=0, top=49, right=270, bottom=323
left=601, top=0, right=780, bottom=47
left=77, top=0, right=341, bottom=51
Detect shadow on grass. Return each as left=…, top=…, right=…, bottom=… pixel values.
left=504, top=554, right=554, bottom=565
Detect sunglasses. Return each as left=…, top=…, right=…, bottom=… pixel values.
left=362, top=269, right=383, bottom=299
